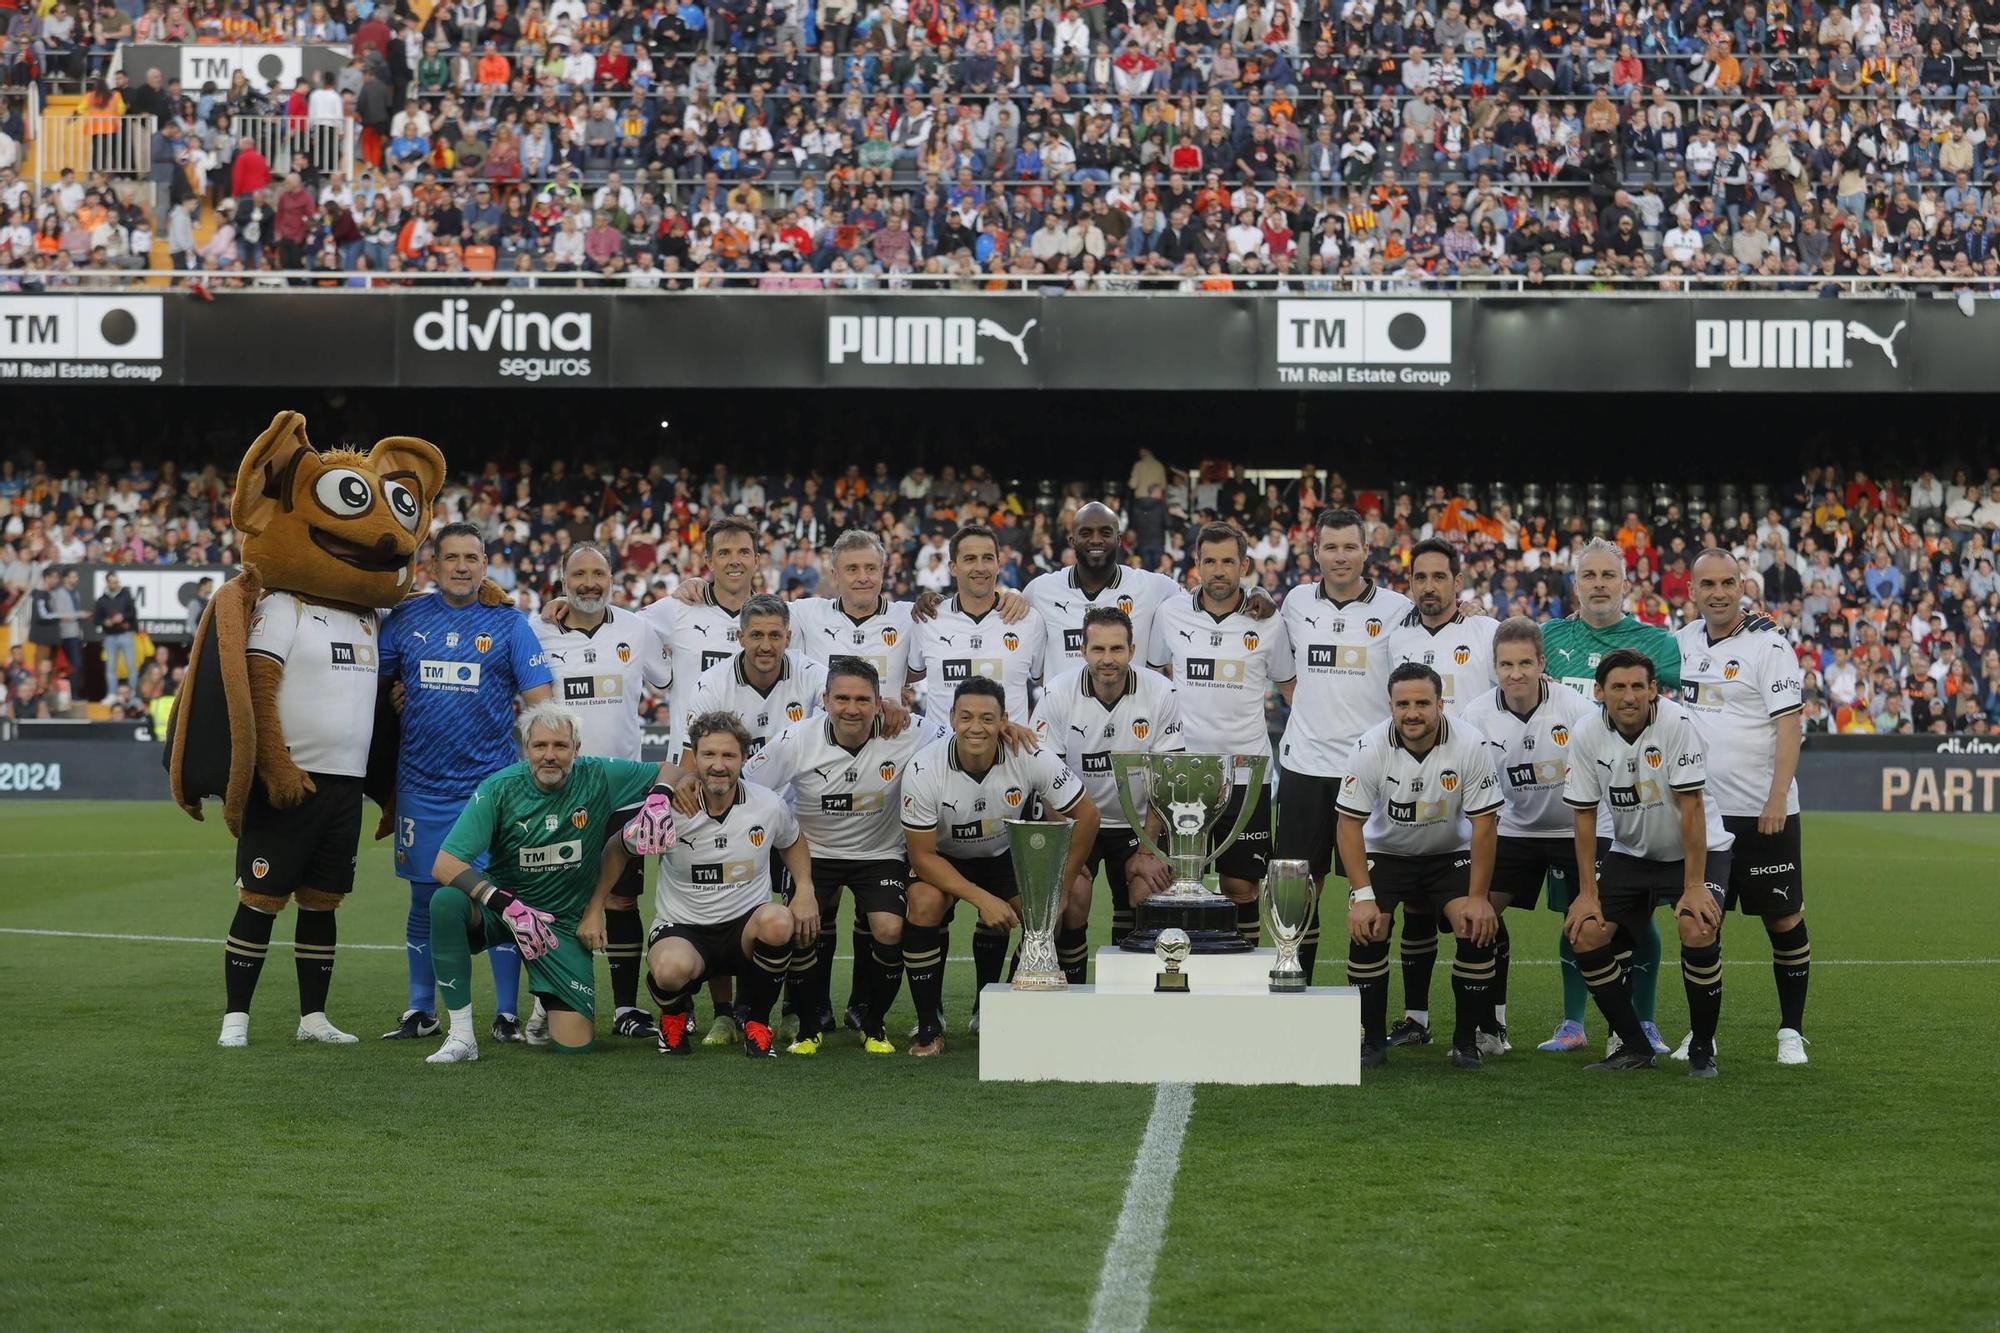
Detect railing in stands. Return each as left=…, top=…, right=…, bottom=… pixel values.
left=34, top=112, right=154, bottom=188
left=233, top=115, right=355, bottom=185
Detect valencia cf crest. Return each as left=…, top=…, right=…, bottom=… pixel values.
left=1644, top=746, right=1663, bottom=769
left=747, top=825, right=766, bottom=847
left=570, top=807, right=589, bottom=829
left=616, top=642, right=632, bottom=663
left=1243, top=631, right=1260, bottom=650
left=251, top=858, right=270, bottom=879
left=1365, top=618, right=1383, bottom=638
left=1117, top=595, right=1134, bottom=615
left=1003, top=632, right=1020, bottom=652
left=879, top=763, right=896, bottom=781
left=1439, top=769, right=1459, bottom=792
left=786, top=703, right=805, bottom=721
left=882, top=627, right=898, bottom=646
left=1003, top=786, right=1025, bottom=808
left=474, top=633, right=493, bottom=654
left=1453, top=646, right=1470, bottom=666
left=1132, top=718, right=1151, bottom=739
left=1551, top=726, right=1570, bottom=746
left=1723, top=659, right=1740, bottom=680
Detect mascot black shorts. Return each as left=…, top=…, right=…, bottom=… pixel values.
left=236, top=773, right=364, bottom=897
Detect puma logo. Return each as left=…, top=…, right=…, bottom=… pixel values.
left=410, top=631, right=429, bottom=645
left=975, top=317, right=1037, bottom=365
left=1844, top=319, right=1906, bottom=368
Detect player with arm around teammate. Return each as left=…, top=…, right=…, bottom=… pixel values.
left=1335, top=662, right=1504, bottom=1071
left=1560, top=648, right=1729, bottom=1078
left=1460, top=616, right=1596, bottom=1057
left=426, top=703, right=679, bottom=1063
left=898, top=677, right=1100, bottom=1058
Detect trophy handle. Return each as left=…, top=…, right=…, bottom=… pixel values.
left=1209, top=754, right=1270, bottom=861
left=1110, top=752, right=1175, bottom=866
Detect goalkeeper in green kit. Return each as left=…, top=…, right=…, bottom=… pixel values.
left=426, top=703, right=680, bottom=1064
left=1536, top=539, right=1681, bottom=1058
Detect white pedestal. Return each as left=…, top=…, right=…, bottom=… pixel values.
left=976, top=984, right=1361, bottom=1086
left=1092, top=945, right=1287, bottom=993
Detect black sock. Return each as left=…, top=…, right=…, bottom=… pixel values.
left=1576, top=943, right=1649, bottom=1055
left=1681, top=941, right=1723, bottom=1056
left=1491, top=918, right=1511, bottom=1029
left=1234, top=898, right=1261, bottom=948
left=810, top=923, right=838, bottom=1028
left=605, top=906, right=643, bottom=1012
left=224, top=901, right=276, bottom=1014
left=973, top=923, right=1009, bottom=996
left=1451, top=937, right=1497, bottom=1050
left=1767, top=920, right=1809, bottom=1032
left=647, top=972, right=696, bottom=1015
left=846, top=921, right=875, bottom=1018
left=1298, top=901, right=1322, bottom=982
left=904, top=924, right=945, bottom=1038
left=744, top=939, right=792, bottom=1027
left=1056, top=925, right=1089, bottom=985
left=784, top=929, right=829, bottom=1037
left=867, top=938, right=904, bottom=1038
left=1110, top=874, right=1133, bottom=946
left=1348, top=938, right=1391, bottom=1042
left=1400, top=913, right=1439, bottom=1018
left=293, top=906, right=336, bottom=1016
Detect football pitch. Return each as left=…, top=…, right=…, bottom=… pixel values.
left=2, top=802, right=1995, bottom=1331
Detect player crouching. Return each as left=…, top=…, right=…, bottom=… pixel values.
left=625, top=711, right=818, bottom=1059
left=426, top=703, right=680, bottom=1064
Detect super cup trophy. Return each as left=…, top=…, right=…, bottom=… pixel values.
left=1006, top=819, right=1074, bottom=991
left=1262, top=858, right=1321, bottom=992
left=1112, top=753, right=1269, bottom=955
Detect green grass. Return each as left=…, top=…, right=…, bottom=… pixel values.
left=1, top=804, right=1995, bottom=1330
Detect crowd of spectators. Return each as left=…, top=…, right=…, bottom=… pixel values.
left=4, top=444, right=1999, bottom=733
left=5, top=0, right=2000, bottom=288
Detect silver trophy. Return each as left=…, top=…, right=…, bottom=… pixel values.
left=1006, top=819, right=1072, bottom=991
left=1112, top=752, right=1270, bottom=954
left=1263, top=858, right=1320, bottom=993
left=1154, top=928, right=1191, bottom=993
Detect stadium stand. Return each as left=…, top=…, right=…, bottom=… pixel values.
left=1, top=0, right=1999, bottom=286
left=4, top=446, right=1998, bottom=733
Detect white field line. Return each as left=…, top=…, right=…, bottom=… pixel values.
left=1086, top=1081, right=1197, bottom=1333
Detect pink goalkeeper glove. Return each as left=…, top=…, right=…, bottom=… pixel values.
left=497, top=896, right=558, bottom=960
left=622, top=790, right=678, bottom=856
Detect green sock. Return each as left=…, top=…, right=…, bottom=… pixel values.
left=1558, top=933, right=1590, bottom=1026
left=1630, top=916, right=1663, bottom=1024
left=427, top=886, right=476, bottom=1013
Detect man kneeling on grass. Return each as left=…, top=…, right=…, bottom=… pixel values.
left=427, top=702, right=679, bottom=1064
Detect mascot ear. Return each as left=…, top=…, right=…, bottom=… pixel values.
left=367, top=436, right=447, bottom=543
left=232, top=411, right=316, bottom=538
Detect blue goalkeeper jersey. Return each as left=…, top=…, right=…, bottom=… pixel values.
left=380, top=593, right=554, bottom=799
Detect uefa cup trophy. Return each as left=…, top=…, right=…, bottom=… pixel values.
left=1262, top=858, right=1320, bottom=993
left=1112, top=752, right=1269, bottom=955
left=1006, top=819, right=1073, bottom=991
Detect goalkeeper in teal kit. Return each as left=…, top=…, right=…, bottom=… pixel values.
left=425, top=703, right=679, bottom=1063
left=1535, top=539, right=1681, bottom=1057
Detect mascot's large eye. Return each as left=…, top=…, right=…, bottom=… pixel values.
left=384, top=480, right=422, bottom=531
left=315, top=469, right=376, bottom=518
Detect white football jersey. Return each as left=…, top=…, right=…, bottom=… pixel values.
left=1563, top=698, right=1732, bottom=860
left=1147, top=590, right=1295, bottom=773
left=640, top=589, right=748, bottom=757
left=791, top=594, right=916, bottom=689
left=1025, top=564, right=1182, bottom=672
left=689, top=650, right=828, bottom=757
left=1336, top=715, right=1503, bottom=856
left=1277, top=579, right=1415, bottom=778
left=899, top=735, right=1085, bottom=859
left=533, top=606, right=672, bottom=762
left=1030, top=666, right=1186, bottom=829
left=906, top=594, right=1045, bottom=725
left=743, top=712, right=951, bottom=862
left=245, top=591, right=379, bottom=777
left=1673, top=618, right=1804, bottom=818
left=1460, top=681, right=1597, bottom=839
left=652, top=780, right=800, bottom=927
left=1387, top=610, right=1500, bottom=710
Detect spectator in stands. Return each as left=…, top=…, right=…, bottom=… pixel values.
left=94, top=570, right=140, bottom=695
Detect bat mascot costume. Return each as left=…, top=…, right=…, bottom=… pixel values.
left=167, top=411, right=445, bottom=1047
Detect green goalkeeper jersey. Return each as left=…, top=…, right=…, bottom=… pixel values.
left=1541, top=613, right=1682, bottom=699
left=442, top=756, right=658, bottom=927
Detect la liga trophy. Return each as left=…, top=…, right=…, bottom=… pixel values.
left=1112, top=752, right=1269, bottom=954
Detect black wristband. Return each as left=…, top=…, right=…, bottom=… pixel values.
left=481, top=884, right=517, bottom=913
left=647, top=783, right=674, bottom=800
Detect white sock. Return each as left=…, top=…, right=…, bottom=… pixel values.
left=1495, top=1003, right=1508, bottom=1026
left=1406, top=1009, right=1430, bottom=1026
left=447, top=1005, right=475, bottom=1044
left=220, top=1012, right=250, bottom=1039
